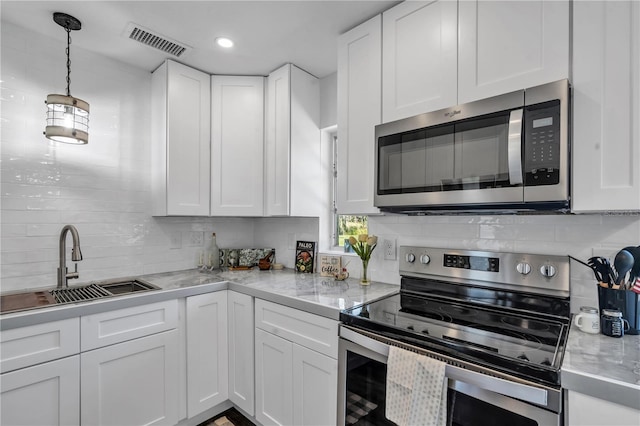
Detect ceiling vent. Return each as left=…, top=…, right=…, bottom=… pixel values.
left=124, top=23, right=191, bottom=57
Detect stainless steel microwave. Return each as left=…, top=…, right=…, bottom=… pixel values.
left=374, top=79, right=570, bottom=213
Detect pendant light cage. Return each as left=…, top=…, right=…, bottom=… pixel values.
left=44, top=12, right=90, bottom=145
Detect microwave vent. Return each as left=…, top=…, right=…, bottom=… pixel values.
left=124, top=23, right=191, bottom=57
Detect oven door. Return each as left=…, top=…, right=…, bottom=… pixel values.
left=338, top=327, right=561, bottom=426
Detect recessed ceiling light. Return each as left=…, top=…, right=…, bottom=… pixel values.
left=215, top=37, right=234, bottom=48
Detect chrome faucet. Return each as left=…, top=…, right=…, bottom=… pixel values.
left=58, top=224, right=83, bottom=288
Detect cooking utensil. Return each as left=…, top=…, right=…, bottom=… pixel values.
left=622, top=246, right=640, bottom=283
left=587, top=256, right=613, bottom=286
left=613, top=249, right=635, bottom=288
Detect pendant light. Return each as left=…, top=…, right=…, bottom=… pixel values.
left=44, top=12, right=90, bottom=145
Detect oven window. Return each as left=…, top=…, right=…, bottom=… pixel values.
left=449, top=390, right=538, bottom=426
left=345, top=351, right=395, bottom=425
left=345, top=350, right=547, bottom=426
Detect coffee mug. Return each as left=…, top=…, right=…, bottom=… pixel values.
left=601, top=309, right=630, bottom=337
left=574, top=306, right=600, bottom=334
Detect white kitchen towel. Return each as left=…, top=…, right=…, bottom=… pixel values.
left=385, top=346, right=447, bottom=426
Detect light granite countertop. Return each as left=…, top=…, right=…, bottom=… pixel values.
left=0, top=268, right=399, bottom=330
left=561, top=320, right=640, bottom=410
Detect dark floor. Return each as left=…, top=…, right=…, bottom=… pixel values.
left=198, top=407, right=255, bottom=426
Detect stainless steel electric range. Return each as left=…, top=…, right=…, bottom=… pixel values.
left=338, top=246, right=571, bottom=426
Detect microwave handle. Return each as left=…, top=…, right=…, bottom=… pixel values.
left=508, top=109, right=524, bottom=185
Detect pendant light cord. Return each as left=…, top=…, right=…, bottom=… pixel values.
left=65, top=26, right=72, bottom=97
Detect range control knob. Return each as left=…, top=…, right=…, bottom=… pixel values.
left=516, top=262, right=531, bottom=275
left=405, top=253, right=416, bottom=263
left=540, top=264, right=557, bottom=278
left=419, top=254, right=431, bottom=265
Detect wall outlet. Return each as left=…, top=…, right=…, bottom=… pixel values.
left=170, top=231, right=182, bottom=249
left=383, top=238, right=396, bottom=260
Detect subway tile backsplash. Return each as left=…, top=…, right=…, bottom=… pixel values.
left=0, top=22, right=313, bottom=292
left=2, top=22, right=640, bottom=313
left=365, top=214, right=640, bottom=311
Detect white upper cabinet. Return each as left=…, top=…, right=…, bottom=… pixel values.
left=382, top=0, right=457, bottom=122
left=572, top=1, right=640, bottom=212
left=458, top=0, right=569, bottom=104
left=337, top=14, right=382, bottom=215
left=152, top=60, right=211, bottom=216
left=211, top=76, right=265, bottom=216
left=265, top=64, right=321, bottom=217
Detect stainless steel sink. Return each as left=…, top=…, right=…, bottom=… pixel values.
left=49, top=278, right=159, bottom=304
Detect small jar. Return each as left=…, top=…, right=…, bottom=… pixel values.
left=574, top=306, right=600, bottom=334
left=601, top=309, right=629, bottom=338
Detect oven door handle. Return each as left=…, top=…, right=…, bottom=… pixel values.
left=508, top=108, right=524, bottom=186
left=340, top=327, right=548, bottom=406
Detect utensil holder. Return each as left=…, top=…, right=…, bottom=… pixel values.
left=597, top=286, right=640, bottom=335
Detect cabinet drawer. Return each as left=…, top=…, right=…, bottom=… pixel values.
left=255, top=299, right=338, bottom=359
left=0, top=318, right=80, bottom=373
left=81, top=300, right=178, bottom=351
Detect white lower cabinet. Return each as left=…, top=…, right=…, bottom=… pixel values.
left=292, top=344, right=338, bottom=426
left=186, top=291, right=229, bottom=418
left=255, top=328, right=294, bottom=426
left=1, top=355, right=80, bottom=426
left=228, top=291, right=255, bottom=415
left=255, top=299, right=339, bottom=426
left=567, top=390, right=640, bottom=426
left=81, top=330, right=180, bottom=426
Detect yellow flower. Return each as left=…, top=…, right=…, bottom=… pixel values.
left=349, top=233, right=378, bottom=261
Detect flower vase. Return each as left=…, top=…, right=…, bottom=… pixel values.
left=360, top=259, right=370, bottom=285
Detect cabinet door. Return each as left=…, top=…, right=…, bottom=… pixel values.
left=265, top=64, right=321, bottom=217
left=81, top=300, right=178, bottom=351
left=382, top=0, right=457, bottom=121
left=265, top=65, right=291, bottom=216
left=292, top=344, right=338, bottom=426
left=186, top=291, right=229, bottom=418
left=255, top=328, right=293, bottom=426
left=289, top=65, right=321, bottom=217
left=567, top=390, right=640, bottom=426
left=458, top=0, right=569, bottom=103
left=81, top=330, right=179, bottom=426
left=152, top=60, right=211, bottom=216
left=572, top=1, right=640, bottom=212
left=337, top=15, right=382, bottom=215
left=1, top=317, right=79, bottom=373
left=211, top=76, right=265, bottom=216
left=1, top=356, right=80, bottom=426
left=228, top=291, right=255, bottom=415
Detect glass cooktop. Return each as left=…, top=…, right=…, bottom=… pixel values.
left=340, top=292, right=570, bottom=387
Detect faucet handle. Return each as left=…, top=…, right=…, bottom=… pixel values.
left=66, top=263, right=80, bottom=280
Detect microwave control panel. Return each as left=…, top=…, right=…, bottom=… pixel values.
left=524, top=100, right=561, bottom=186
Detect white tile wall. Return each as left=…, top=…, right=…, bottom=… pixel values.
left=0, top=22, right=316, bottom=292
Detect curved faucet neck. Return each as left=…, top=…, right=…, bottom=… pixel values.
left=58, top=225, right=83, bottom=288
